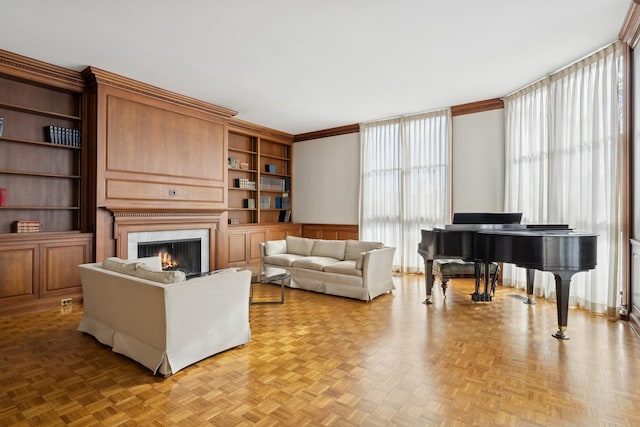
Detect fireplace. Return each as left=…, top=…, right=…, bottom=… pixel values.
left=138, top=238, right=202, bottom=278
left=127, top=228, right=210, bottom=275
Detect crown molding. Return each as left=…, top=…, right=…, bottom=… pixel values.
left=0, top=49, right=84, bottom=91
left=620, top=2, right=640, bottom=48
left=294, top=124, right=360, bottom=142
left=451, top=98, right=504, bottom=116
left=82, top=66, right=238, bottom=119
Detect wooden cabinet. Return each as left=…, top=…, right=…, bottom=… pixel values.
left=0, top=50, right=93, bottom=316
left=0, top=232, right=93, bottom=316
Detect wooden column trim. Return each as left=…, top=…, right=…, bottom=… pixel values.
left=620, top=2, right=640, bottom=48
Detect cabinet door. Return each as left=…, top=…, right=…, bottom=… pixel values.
left=227, top=231, right=249, bottom=266
left=0, top=244, right=38, bottom=302
left=40, top=238, right=91, bottom=297
left=249, top=229, right=267, bottom=264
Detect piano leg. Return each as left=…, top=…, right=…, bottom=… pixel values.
left=471, top=262, right=492, bottom=302
left=422, top=259, right=434, bottom=305
left=524, top=268, right=536, bottom=305
left=551, top=271, right=575, bottom=340
left=483, top=262, right=492, bottom=301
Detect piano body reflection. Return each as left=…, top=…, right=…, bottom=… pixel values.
left=418, top=213, right=597, bottom=339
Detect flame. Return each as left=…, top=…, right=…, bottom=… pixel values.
left=159, top=251, right=179, bottom=270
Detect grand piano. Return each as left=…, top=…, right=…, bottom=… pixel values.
left=418, top=213, right=598, bottom=339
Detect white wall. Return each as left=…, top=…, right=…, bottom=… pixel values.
left=452, top=109, right=505, bottom=213
left=293, top=133, right=360, bottom=224
left=293, top=110, right=505, bottom=224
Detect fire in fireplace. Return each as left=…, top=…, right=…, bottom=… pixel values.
left=137, top=238, right=202, bottom=278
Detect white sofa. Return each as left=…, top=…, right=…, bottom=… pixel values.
left=77, top=256, right=252, bottom=376
left=260, top=236, right=395, bottom=301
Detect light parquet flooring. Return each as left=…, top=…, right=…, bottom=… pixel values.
left=1, top=275, right=640, bottom=426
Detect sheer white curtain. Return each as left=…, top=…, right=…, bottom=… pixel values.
left=360, top=109, right=451, bottom=273
left=504, top=41, right=625, bottom=316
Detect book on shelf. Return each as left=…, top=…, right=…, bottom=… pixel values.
left=259, top=196, right=271, bottom=209
left=45, top=125, right=81, bottom=147
left=278, top=210, right=291, bottom=222
left=13, top=220, right=41, bottom=233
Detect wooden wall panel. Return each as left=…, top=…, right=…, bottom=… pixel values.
left=105, top=96, right=225, bottom=181
left=228, top=233, right=248, bottom=264
left=249, top=230, right=267, bottom=263
left=301, top=224, right=359, bottom=240
left=41, top=239, right=91, bottom=295
left=0, top=247, right=36, bottom=298
left=90, top=81, right=229, bottom=212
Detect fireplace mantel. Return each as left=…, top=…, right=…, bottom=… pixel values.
left=110, top=209, right=222, bottom=270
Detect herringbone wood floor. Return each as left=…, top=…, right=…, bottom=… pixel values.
left=1, top=275, right=639, bottom=426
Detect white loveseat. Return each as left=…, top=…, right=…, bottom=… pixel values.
left=260, top=236, right=395, bottom=301
left=77, top=256, right=252, bottom=376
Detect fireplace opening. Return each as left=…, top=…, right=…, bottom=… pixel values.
left=138, top=238, right=202, bottom=279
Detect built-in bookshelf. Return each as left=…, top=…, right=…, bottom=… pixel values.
left=0, top=74, right=82, bottom=234
left=0, top=50, right=92, bottom=317
left=227, top=129, right=292, bottom=226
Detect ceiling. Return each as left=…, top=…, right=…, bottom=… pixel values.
left=0, top=0, right=632, bottom=135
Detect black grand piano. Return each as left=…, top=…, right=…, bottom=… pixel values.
left=418, top=213, right=598, bottom=339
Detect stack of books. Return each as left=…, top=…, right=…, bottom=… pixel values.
left=45, top=126, right=81, bottom=147
left=14, top=220, right=41, bottom=233
left=260, top=196, right=271, bottom=209
left=235, top=178, right=256, bottom=190
left=260, top=177, right=285, bottom=191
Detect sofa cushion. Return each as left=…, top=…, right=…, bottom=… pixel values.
left=291, top=256, right=340, bottom=271
left=286, top=236, right=315, bottom=256
left=356, top=253, right=365, bottom=270
left=134, top=265, right=186, bottom=284
left=263, top=253, right=305, bottom=267
left=264, top=240, right=287, bottom=256
left=311, top=239, right=346, bottom=260
left=135, top=256, right=163, bottom=271
left=344, top=241, right=384, bottom=261
left=101, top=257, right=139, bottom=276
left=322, top=260, right=362, bottom=277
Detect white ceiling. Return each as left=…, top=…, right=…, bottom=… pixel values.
left=0, top=0, right=631, bottom=135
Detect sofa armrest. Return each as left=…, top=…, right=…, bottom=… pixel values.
left=362, top=246, right=396, bottom=297
left=163, top=269, right=252, bottom=371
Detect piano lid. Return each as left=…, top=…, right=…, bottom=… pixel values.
left=452, top=212, right=523, bottom=224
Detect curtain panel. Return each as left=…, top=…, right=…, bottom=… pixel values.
left=359, top=109, right=451, bottom=273
left=503, top=41, right=626, bottom=316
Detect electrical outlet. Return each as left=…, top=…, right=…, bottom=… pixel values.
left=60, top=298, right=72, bottom=306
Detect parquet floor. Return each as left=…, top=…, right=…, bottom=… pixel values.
left=1, top=275, right=640, bottom=426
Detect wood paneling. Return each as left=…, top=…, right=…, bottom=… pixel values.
left=0, top=246, right=35, bottom=298
left=228, top=233, right=247, bottom=264
left=224, top=223, right=302, bottom=269
left=86, top=71, right=229, bottom=213
left=0, top=232, right=91, bottom=316
left=41, top=239, right=91, bottom=295
left=301, top=224, right=359, bottom=240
